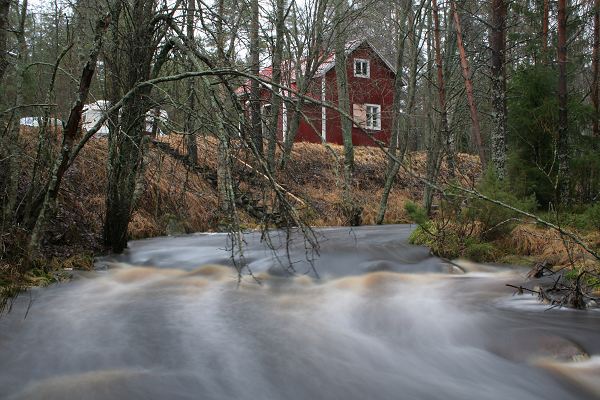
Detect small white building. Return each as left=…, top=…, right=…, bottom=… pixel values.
left=20, top=117, right=62, bottom=128
left=82, top=100, right=111, bottom=136
left=82, top=100, right=169, bottom=137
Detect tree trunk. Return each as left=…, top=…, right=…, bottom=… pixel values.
left=557, top=0, right=569, bottom=202
left=22, top=43, right=73, bottom=227
left=104, top=0, right=156, bottom=253
left=593, top=0, right=599, bottom=137
left=1, top=0, right=28, bottom=225
left=267, top=0, right=285, bottom=172
left=376, top=0, right=411, bottom=225
left=214, top=0, right=236, bottom=218
left=28, top=14, right=111, bottom=254
left=424, top=2, right=443, bottom=214
left=334, top=0, right=359, bottom=224
left=490, top=0, right=507, bottom=178
left=432, top=0, right=454, bottom=177
left=185, top=0, right=198, bottom=165
left=541, top=0, right=549, bottom=60
left=0, top=0, right=10, bottom=84
left=249, top=0, right=262, bottom=155
left=451, top=0, right=486, bottom=167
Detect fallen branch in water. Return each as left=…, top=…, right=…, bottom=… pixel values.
left=509, top=267, right=600, bottom=310
left=506, top=284, right=540, bottom=295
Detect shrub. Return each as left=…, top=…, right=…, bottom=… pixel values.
left=404, top=200, right=428, bottom=225
left=464, top=240, right=500, bottom=263
left=466, top=168, right=537, bottom=240
left=584, top=203, right=600, bottom=231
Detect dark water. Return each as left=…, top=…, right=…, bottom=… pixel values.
left=1, top=225, right=600, bottom=400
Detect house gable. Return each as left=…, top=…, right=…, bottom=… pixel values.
left=315, top=39, right=396, bottom=78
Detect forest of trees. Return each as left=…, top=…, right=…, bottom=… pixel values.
left=0, top=0, right=599, bottom=272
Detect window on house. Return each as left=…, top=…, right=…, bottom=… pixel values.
left=365, top=104, right=381, bottom=130
left=354, top=58, right=370, bottom=78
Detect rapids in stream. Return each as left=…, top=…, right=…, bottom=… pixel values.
left=1, top=225, right=600, bottom=400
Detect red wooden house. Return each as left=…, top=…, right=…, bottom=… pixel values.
left=236, top=39, right=397, bottom=146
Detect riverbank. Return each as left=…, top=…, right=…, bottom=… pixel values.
left=406, top=204, right=600, bottom=308
left=1, top=131, right=480, bottom=307
left=5, top=130, right=598, bottom=309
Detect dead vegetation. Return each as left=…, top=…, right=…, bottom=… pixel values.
left=2, top=128, right=484, bottom=307
left=14, top=129, right=483, bottom=259
left=500, top=224, right=600, bottom=270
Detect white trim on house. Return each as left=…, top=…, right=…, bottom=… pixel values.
left=364, top=103, right=381, bottom=130
left=353, top=58, right=370, bottom=78
left=321, top=76, right=327, bottom=141
left=282, top=101, right=288, bottom=142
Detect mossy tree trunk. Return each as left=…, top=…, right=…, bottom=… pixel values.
left=104, top=0, right=156, bottom=253
left=490, top=0, right=507, bottom=179
left=185, top=0, right=198, bottom=165
left=431, top=0, right=454, bottom=178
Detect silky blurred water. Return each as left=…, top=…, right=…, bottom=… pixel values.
left=1, top=225, right=599, bottom=400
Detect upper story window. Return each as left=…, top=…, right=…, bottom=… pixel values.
left=365, top=104, right=381, bottom=130
left=354, top=58, right=370, bottom=78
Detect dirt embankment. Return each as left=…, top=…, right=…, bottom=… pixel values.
left=34, top=134, right=479, bottom=256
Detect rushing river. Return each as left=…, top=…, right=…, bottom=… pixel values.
left=1, top=225, right=600, bottom=400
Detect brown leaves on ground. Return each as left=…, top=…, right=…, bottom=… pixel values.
left=17, top=128, right=481, bottom=255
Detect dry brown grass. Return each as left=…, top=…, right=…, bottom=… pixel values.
left=502, top=224, right=596, bottom=267
left=16, top=127, right=482, bottom=254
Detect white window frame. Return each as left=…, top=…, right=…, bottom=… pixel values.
left=365, top=103, right=381, bottom=130
left=354, top=58, right=370, bottom=78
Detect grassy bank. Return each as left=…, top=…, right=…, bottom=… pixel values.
left=405, top=184, right=600, bottom=307
left=2, top=129, right=480, bottom=305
